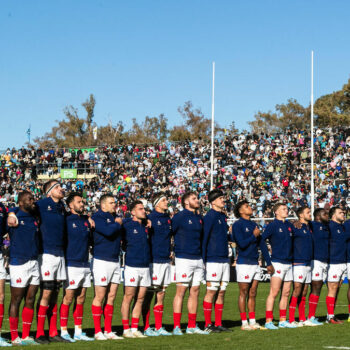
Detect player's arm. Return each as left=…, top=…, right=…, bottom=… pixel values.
left=93, top=216, right=121, bottom=237
left=202, top=215, right=214, bottom=262
left=258, top=233, right=272, bottom=267
left=233, top=223, right=257, bottom=249
left=171, top=214, right=180, bottom=235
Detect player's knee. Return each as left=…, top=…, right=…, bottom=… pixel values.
left=220, top=281, right=228, bottom=291
left=207, top=282, right=220, bottom=291
left=249, top=289, right=257, bottom=298
left=76, top=295, right=86, bottom=304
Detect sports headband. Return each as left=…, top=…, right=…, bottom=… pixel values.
left=46, top=182, right=60, bottom=195
left=153, top=195, right=166, bottom=208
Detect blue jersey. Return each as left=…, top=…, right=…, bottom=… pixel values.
left=292, top=223, right=313, bottom=265
left=262, top=219, right=293, bottom=264
left=92, top=209, right=122, bottom=262
left=233, top=218, right=272, bottom=266
left=310, top=221, right=329, bottom=263
left=148, top=210, right=172, bottom=264
left=65, top=214, right=92, bottom=268
left=202, top=209, right=229, bottom=263
left=172, top=209, right=203, bottom=260
left=8, top=208, right=40, bottom=265
left=36, top=197, right=66, bottom=257
left=0, top=203, right=7, bottom=244
left=122, top=219, right=151, bottom=268
left=329, top=220, right=350, bottom=264
left=346, top=220, right=350, bottom=263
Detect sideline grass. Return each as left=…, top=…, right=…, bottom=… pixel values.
left=2, top=282, right=350, bottom=349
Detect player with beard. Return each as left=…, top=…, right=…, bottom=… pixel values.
left=172, top=192, right=209, bottom=335
left=8, top=191, right=40, bottom=346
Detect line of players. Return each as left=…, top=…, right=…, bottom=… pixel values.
left=0, top=179, right=349, bottom=345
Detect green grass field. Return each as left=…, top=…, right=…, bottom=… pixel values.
left=3, top=282, right=350, bottom=349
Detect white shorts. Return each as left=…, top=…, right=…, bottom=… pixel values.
left=39, top=254, right=66, bottom=281
left=65, top=266, right=91, bottom=289
left=271, top=262, right=293, bottom=281
left=150, top=263, right=171, bottom=287
left=347, top=263, right=350, bottom=280
left=92, top=259, right=121, bottom=286
left=0, top=254, right=6, bottom=280
left=175, top=258, right=204, bottom=287
left=293, top=265, right=311, bottom=284
left=312, top=260, right=328, bottom=281
left=124, top=266, right=151, bottom=287
left=206, top=262, right=230, bottom=282
left=9, top=260, right=40, bottom=287
left=327, top=263, right=347, bottom=283
left=236, top=264, right=261, bottom=283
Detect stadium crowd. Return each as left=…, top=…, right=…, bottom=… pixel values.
left=1, top=126, right=350, bottom=220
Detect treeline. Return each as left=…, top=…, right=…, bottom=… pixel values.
left=33, top=78, right=350, bottom=148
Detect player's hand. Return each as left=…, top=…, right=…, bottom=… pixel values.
left=228, top=226, right=232, bottom=233
left=147, top=219, right=152, bottom=228
left=253, top=226, right=261, bottom=237
left=7, top=214, right=18, bottom=227
left=293, top=220, right=302, bottom=229
left=115, top=217, right=123, bottom=225
left=266, top=265, right=275, bottom=275
left=88, top=217, right=95, bottom=228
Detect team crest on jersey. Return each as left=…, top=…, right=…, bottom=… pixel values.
left=288, top=227, right=292, bottom=232
left=320, top=227, right=323, bottom=230
left=47, top=206, right=52, bottom=211
left=20, top=221, right=25, bottom=225
left=107, top=218, right=111, bottom=223
left=157, top=220, right=162, bottom=226
left=337, top=230, right=341, bottom=234
left=188, top=220, right=192, bottom=225
left=279, top=228, right=283, bottom=232
left=246, top=228, right=249, bottom=232
left=168, top=219, right=171, bottom=224
left=84, top=222, right=89, bottom=227
left=303, top=230, right=307, bottom=234
left=200, top=219, right=203, bottom=224
left=72, top=223, right=77, bottom=228
left=218, top=220, right=222, bottom=224
left=133, top=229, right=138, bottom=234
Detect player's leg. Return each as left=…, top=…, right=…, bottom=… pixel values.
left=59, top=288, right=76, bottom=340
left=326, top=263, right=343, bottom=324
left=9, top=286, right=26, bottom=342
left=0, top=279, right=6, bottom=342
left=247, top=279, right=259, bottom=328
left=92, top=285, right=108, bottom=337
left=326, top=282, right=339, bottom=322
left=22, top=284, right=39, bottom=343
left=187, top=285, right=200, bottom=329
left=47, top=283, right=61, bottom=339
left=103, top=282, right=120, bottom=338
left=279, top=281, right=292, bottom=323
left=141, top=288, right=155, bottom=332
left=121, top=286, right=137, bottom=336
left=308, top=280, right=323, bottom=319
left=36, top=284, right=53, bottom=340
left=130, top=286, right=148, bottom=335
left=203, top=282, right=217, bottom=328
left=298, top=283, right=309, bottom=323
left=265, top=276, right=283, bottom=324
left=289, top=282, right=302, bottom=323
left=238, top=282, right=250, bottom=328
left=73, top=286, right=93, bottom=340
left=173, top=284, right=187, bottom=332
left=153, top=287, right=167, bottom=332
left=214, top=284, right=229, bottom=331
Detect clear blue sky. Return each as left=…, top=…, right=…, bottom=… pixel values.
left=1, top=0, right=349, bottom=148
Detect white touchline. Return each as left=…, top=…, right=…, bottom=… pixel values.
left=324, top=347, right=350, bottom=349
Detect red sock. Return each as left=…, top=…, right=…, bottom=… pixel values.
left=103, top=304, right=114, bottom=334
left=279, top=309, right=287, bottom=320
left=298, top=297, right=306, bottom=321
left=73, top=304, right=84, bottom=326
left=153, top=305, right=164, bottom=330
left=203, top=301, right=212, bottom=327
left=22, top=307, right=34, bottom=339
left=266, top=310, right=273, bottom=321
left=122, top=319, right=129, bottom=330
left=326, top=296, right=335, bottom=316
left=9, top=317, right=19, bottom=341
left=91, top=305, right=102, bottom=334
left=36, top=305, right=49, bottom=338
left=215, top=303, right=224, bottom=327
left=0, top=304, right=3, bottom=331
left=48, top=304, right=58, bottom=337
left=348, top=304, right=350, bottom=313
left=289, top=296, right=298, bottom=322
left=60, top=304, right=70, bottom=328
left=131, top=317, right=139, bottom=329
left=188, top=313, right=197, bottom=328
left=173, top=312, right=181, bottom=328
left=308, top=294, right=320, bottom=319
left=240, top=312, right=247, bottom=321
left=248, top=311, right=255, bottom=321
left=144, top=309, right=151, bottom=330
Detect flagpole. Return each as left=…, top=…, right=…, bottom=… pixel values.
left=310, top=51, right=315, bottom=218
left=210, top=62, right=215, bottom=190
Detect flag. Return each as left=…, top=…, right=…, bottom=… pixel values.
left=93, top=126, right=98, bottom=140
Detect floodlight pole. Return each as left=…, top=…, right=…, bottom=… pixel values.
left=310, top=51, right=315, bottom=218
left=210, top=62, right=215, bottom=191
